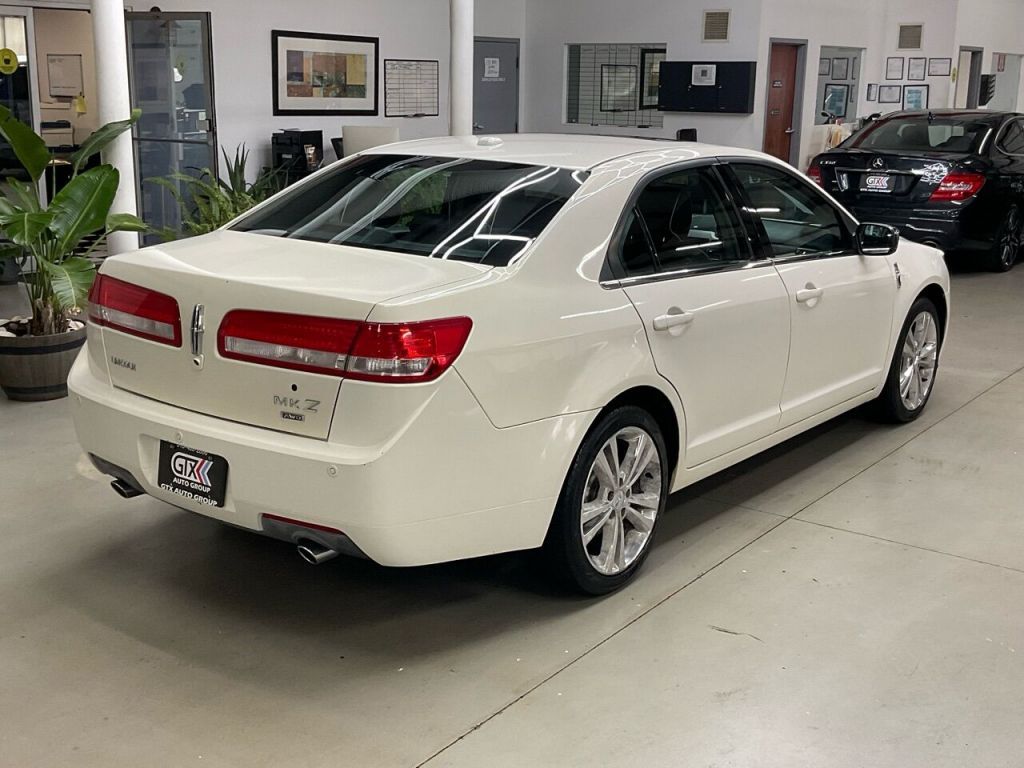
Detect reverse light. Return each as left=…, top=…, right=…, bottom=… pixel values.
left=218, top=311, right=472, bottom=383
left=87, top=274, right=182, bottom=346
left=929, top=171, right=986, bottom=202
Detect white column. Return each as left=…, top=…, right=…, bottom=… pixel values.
left=450, top=0, right=474, bottom=136
left=92, top=0, right=139, bottom=254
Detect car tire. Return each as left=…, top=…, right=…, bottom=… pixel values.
left=989, top=203, right=1023, bottom=273
left=875, top=297, right=942, bottom=423
left=543, top=405, right=669, bottom=595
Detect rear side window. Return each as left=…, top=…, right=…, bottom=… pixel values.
left=618, top=166, right=748, bottom=276
left=730, top=163, right=852, bottom=257
left=232, top=155, right=587, bottom=266
left=999, top=120, right=1024, bottom=155
left=847, top=116, right=993, bottom=153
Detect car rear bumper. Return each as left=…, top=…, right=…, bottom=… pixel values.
left=68, top=351, right=591, bottom=567
left=849, top=204, right=992, bottom=255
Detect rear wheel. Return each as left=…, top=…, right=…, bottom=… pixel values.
left=544, top=406, right=668, bottom=595
left=875, top=297, right=941, bottom=423
left=989, top=203, right=1022, bottom=272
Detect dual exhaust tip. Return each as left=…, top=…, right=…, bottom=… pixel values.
left=297, top=539, right=339, bottom=565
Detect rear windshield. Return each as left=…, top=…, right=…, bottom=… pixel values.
left=847, top=115, right=995, bottom=153
left=231, top=155, right=587, bottom=266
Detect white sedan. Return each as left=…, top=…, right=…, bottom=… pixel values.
left=71, top=135, right=949, bottom=594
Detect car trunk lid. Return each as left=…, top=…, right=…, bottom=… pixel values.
left=95, top=230, right=488, bottom=439
left=817, top=149, right=975, bottom=205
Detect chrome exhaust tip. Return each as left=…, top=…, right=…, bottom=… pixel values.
left=110, top=479, right=144, bottom=499
left=297, top=540, right=339, bottom=565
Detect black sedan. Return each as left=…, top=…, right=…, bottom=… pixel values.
left=809, top=110, right=1024, bottom=271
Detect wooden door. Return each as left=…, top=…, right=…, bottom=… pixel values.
left=763, top=43, right=799, bottom=162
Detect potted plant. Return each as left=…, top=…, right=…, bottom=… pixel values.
left=0, top=106, right=145, bottom=401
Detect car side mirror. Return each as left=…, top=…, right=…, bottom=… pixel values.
left=856, top=222, right=900, bottom=256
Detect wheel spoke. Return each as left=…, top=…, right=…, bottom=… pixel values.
left=629, top=491, right=660, bottom=510
left=622, top=434, right=655, bottom=488
left=624, top=505, right=655, bottom=533
left=612, top=513, right=626, bottom=571
left=593, top=442, right=618, bottom=487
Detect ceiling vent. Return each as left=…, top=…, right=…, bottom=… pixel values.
left=898, top=24, right=923, bottom=50
left=703, top=10, right=730, bottom=42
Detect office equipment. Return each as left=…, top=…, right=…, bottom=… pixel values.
left=658, top=61, right=756, bottom=114
left=271, top=129, right=323, bottom=185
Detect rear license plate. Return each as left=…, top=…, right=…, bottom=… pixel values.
left=861, top=173, right=895, bottom=193
left=157, top=441, right=228, bottom=508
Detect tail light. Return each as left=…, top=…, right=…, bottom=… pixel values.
left=87, top=274, right=182, bottom=347
left=218, top=310, right=472, bottom=383
left=929, top=171, right=986, bottom=202
left=807, top=159, right=823, bottom=187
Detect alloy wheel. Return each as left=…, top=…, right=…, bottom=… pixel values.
left=899, top=311, right=939, bottom=411
left=580, top=427, right=662, bottom=576
left=1000, top=206, right=1022, bottom=269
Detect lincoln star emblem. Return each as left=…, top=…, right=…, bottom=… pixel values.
left=190, top=304, right=205, bottom=368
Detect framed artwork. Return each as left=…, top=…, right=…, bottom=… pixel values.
left=272, top=30, right=379, bottom=116
left=878, top=84, right=903, bottom=104
left=831, top=57, right=850, bottom=80
left=867, top=83, right=878, bottom=101
left=903, top=83, right=930, bottom=110
left=639, top=48, right=666, bottom=109
left=928, top=57, right=953, bottom=77
left=886, top=56, right=905, bottom=80
left=600, top=64, right=638, bottom=112
left=822, top=83, right=849, bottom=118
left=908, top=57, right=927, bottom=81
left=818, top=57, right=831, bottom=76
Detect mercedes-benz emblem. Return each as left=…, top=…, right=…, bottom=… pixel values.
left=871, top=157, right=886, bottom=170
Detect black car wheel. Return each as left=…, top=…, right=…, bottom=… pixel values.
left=990, top=203, right=1023, bottom=273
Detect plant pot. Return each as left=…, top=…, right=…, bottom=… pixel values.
left=0, top=257, right=18, bottom=285
left=0, top=324, right=87, bottom=401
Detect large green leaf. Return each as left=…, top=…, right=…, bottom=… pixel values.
left=70, top=109, right=141, bottom=175
left=48, top=166, right=119, bottom=254
left=106, top=212, right=148, bottom=233
left=3, top=211, right=52, bottom=246
left=3, top=178, right=41, bottom=213
left=39, top=257, right=95, bottom=312
left=0, top=105, right=50, bottom=182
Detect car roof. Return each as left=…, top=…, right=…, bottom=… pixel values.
left=879, top=109, right=1020, bottom=122
left=361, top=133, right=772, bottom=171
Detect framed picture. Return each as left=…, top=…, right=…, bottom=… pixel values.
left=886, top=56, right=905, bottom=80
left=639, top=48, right=666, bottom=109
left=878, top=84, right=903, bottom=104
left=831, top=57, right=849, bottom=81
left=866, top=83, right=878, bottom=102
left=908, top=57, right=927, bottom=81
left=272, top=30, right=379, bottom=116
left=818, top=57, right=831, bottom=76
left=822, top=83, right=849, bottom=118
left=903, top=83, right=930, bottom=110
left=928, top=57, right=953, bottom=77
left=600, top=64, right=638, bottom=112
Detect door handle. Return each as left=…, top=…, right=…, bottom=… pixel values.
left=473, top=123, right=484, bottom=130
left=795, top=285, right=824, bottom=304
left=785, top=127, right=795, bottom=134
left=652, top=309, right=695, bottom=332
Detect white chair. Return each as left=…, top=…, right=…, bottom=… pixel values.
left=340, top=125, right=401, bottom=157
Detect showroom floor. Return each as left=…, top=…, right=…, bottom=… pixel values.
left=2, top=267, right=1022, bottom=767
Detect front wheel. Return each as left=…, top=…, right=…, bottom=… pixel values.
left=544, top=406, right=668, bottom=595
left=875, top=297, right=941, bottom=423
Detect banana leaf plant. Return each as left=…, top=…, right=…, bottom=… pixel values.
left=0, top=106, right=146, bottom=336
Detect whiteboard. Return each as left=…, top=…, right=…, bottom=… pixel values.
left=47, top=54, right=83, bottom=98
left=384, top=59, right=440, bottom=118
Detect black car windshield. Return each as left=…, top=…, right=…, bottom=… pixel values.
left=231, top=154, right=588, bottom=266
left=847, top=115, right=996, bottom=153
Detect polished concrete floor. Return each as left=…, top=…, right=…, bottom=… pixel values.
left=2, top=268, right=1023, bottom=767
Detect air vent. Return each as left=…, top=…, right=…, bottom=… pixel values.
left=898, top=24, right=923, bottom=50
left=703, top=10, right=730, bottom=42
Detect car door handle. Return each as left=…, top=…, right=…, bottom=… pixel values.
left=652, top=309, right=695, bottom=332
left=795, top=286, right=824, bottom=304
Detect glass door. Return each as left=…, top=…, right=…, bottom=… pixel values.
left=0, top=6, right=40, bottom=183
left=127, top=11, right=217, bottom=242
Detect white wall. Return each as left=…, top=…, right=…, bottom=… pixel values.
left=953, top=0, right=1024, bottom=110
left=475, top=0, right=525, bottom=39
left=33, top=8, right=98, bottom=143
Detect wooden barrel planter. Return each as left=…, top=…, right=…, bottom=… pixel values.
left=0, top=324, right=87, bottom=401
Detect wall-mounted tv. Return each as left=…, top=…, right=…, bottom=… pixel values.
left=658, top=61, right=757, bottom=114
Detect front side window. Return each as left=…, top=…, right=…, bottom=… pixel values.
left=619, top=166, right=748, bottom=276
left=999, top=120, right=1024, bottom=155
left=730, top=163, right=852, bottom=257
left=232, top=155, right=587, bottom=266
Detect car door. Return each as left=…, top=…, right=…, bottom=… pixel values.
left=608, top=163, right=791, bottom=468
left=725, top=161, right=896, bottom=429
